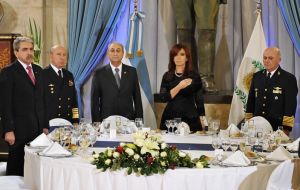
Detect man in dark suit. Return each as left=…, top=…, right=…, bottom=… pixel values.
left=245, top=47, right=298, bottom=136
left=91, top=42, right=143, bottom=122
left=42, top=45, right=79, bottom=124
left=0, top=37, right=48, bottom=176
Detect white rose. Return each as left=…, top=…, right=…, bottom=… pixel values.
left=93, top=153, right=99, bottom=158
left=105, top=159, right=111, bottom=165
left=161, top=143, right=167, bottom=149
left=113, top=152, right=120, bottom=158
left=179, top=152, right=186, bottom=158
left=125, top=148, right=134, bottom=156
left=120, top=142, right=125, bottom=147
left=107, top=149, right=112, bottom=157
left=134, top=154, right=140, bottom=160
left=160, top=161, right=166, bottom=166
left=160, top=151, right=167, bottom=158
left=196, top=161, right=204, bottom=169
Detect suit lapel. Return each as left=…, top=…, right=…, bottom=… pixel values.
left=120, top=64, right=128, bottom=90
left=15, top=61, right=35, bottom=87
left=268, top=67, right=281, bottom=86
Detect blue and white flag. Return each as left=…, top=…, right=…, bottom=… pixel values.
left=123, top=10, right=157, bottom=129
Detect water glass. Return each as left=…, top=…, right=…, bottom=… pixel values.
left=116, top=116, right=122, bottom=128
left=211, top=119, right=220, bottom=135
left=230, top=140, right=239, bottom=152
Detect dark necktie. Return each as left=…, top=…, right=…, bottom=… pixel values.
left=58, top=70, right=62, bottom=78
left=267, top=72, right=271, bottom=79
left=26, top=66, right=36, bottom=85
left=114, top=68, right=121, bottom=88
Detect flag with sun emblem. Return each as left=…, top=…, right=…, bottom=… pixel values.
left=228, top=14, right=266, bottom=125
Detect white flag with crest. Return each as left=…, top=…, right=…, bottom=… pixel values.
left=228, top=14, right=267, bottom=125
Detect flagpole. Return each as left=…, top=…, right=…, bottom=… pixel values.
left=255, top=0, right=261, bottom=17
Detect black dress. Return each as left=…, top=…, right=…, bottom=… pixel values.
left=159, top=71, right=205, bottom=132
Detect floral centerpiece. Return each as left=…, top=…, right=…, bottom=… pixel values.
left=91, top=132, right=209, bottom=176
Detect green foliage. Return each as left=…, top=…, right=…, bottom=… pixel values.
left=234, top=87, right=248, bottom=110
left=28, top=18, right=42, bottom=64
left=251, top=60, right=264, bottom=71
left=91, top=132, right=210, bottom=176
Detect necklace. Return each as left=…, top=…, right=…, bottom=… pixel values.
left=174, top=71, right=183, bottom=77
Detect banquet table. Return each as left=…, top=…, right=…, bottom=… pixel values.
left=24, top=134, right=282, bottom=190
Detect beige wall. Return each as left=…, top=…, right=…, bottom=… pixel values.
left=0, top=0, right=67, bottom=67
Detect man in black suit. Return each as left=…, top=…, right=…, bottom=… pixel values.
left=91, top=42, right=143, bottom=122
left=0, top=37, right=48, bottom=176
left=42, top=45, right=79, bottom=124
left=245, top=47, right=298, bottom=136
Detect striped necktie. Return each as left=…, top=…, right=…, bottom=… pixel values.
left=26, top=66, right=36, bottom=85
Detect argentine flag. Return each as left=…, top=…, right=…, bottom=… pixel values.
left=122, top=10, right=157, bottom=129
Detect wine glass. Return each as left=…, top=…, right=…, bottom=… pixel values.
left=135, top=118, right=143, bottom=131
left=116, top=116, right=122, bottom=129
left=212, top=135, right=221, bottom=150
left=92, top=122, right=101, bottom=136
left=174, top=117, right=181, bottom=133
left=170, top=120, right=176, bottom=134
left=78, top=135, right=91, bottom=153
left=239, top=140, right=246, bottom=152
left=89, top=133, right=97, bottom=148
left=222, top=139, right=230, bottom=152
left=103, top=120, right=111, bottom=137
left=165, top=120, right=171, bottom=134
left=211, top=135, right=222, bottom=165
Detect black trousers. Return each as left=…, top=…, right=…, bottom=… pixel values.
left=6, top=139, right=28, bottom=176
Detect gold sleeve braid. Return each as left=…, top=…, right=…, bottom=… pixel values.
left=244, top=113, right=253, bottom=120
left=72, top=108, right=79, bottom=119
left=282, top=116, right=295, bottom=127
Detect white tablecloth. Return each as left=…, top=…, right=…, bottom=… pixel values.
left=24, top=134, right=284, bottom=190
left=24, top=146, right=261, bottom=190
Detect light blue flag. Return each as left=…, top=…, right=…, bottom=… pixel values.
left=124, top=10, right=157, bottom=128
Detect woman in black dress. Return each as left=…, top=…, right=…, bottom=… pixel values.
left=159, top=43, right=206, bottom=132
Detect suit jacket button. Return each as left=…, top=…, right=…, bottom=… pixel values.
left=264, top=96, right=266, bottom=99
left=68, top=98, right=71, bottom=100
left=59, top=98, right=62, bottom=100
left=58, top=114, right=61, bottom=116
left=265, top=89, right=267, bottom=91
left=263, top=104, right=266, bottom=107
left=262, top=112, right=265, bottom=114
left=58, top=106, right=61, bottom=108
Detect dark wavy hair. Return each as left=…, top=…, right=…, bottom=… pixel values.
left=168, top=43, right=193, bottom=76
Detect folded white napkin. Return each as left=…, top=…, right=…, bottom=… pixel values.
left=266, top=146, right=293, bottom=161
left=41, top=142, right=72, bottom=156
left=286, top=137, right=300, bottom=151
left=30, top=133, right=52, bottom=147
left=222, top=150, right=251, bottom=166
left=274, top=130, right=290, bottom=142
left=176, top=122, right=190, bottom=134
left=227, top=123, right=240, bottom=136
